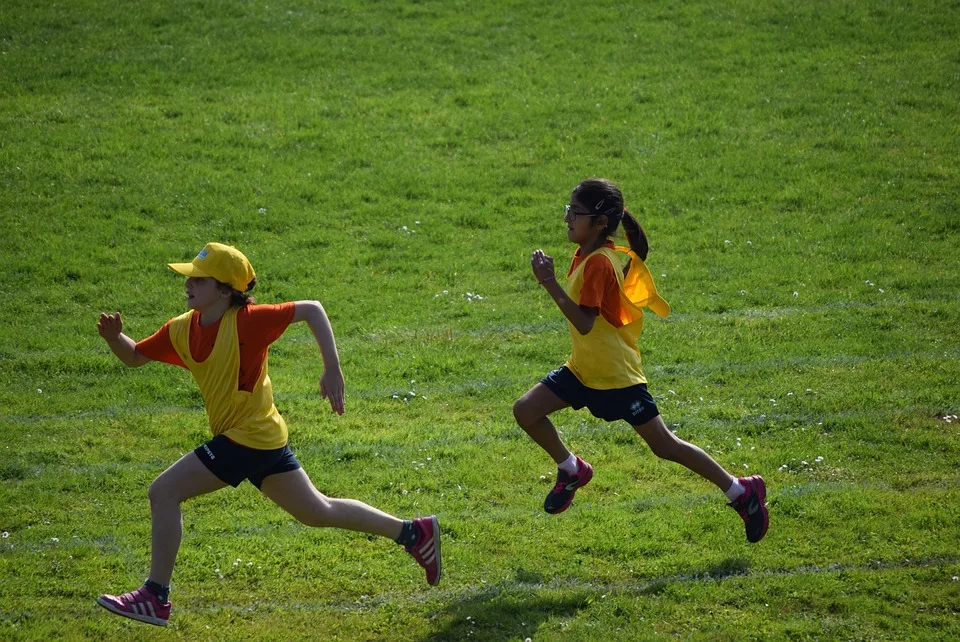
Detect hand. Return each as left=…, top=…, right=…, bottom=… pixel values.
left=531, top=249, right=555, bottom=285
left=97, top=312, right=123, bottom=341
left=319, top=367, right=345, bottom=415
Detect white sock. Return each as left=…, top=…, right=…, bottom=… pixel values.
left=724, top=478, right=745, bottom=501
left=558, top=453, right=578, bottom=475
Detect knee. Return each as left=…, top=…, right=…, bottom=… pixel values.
left=294, top=500, right=334, bottom=528
left=513, top=398, right=537, bottom=430
left=648, top=436, right=683, bottom=462
left=148, top=478, right=182, bottom=507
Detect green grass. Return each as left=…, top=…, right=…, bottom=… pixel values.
left=2, top=0, right=959, bottom=639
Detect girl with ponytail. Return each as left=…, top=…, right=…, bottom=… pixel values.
left=513, top=179, right=769, bottom=543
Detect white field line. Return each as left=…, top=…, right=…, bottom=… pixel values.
left=79, top=555, right=960, bottom=619
left=1, top=543, right=956, bottom=619
left=0, top=398, right=955, bottom=428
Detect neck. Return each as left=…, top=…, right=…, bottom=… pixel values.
left=195, top=299, right=232, bottom=326
left=579, top=237, right=608, bottom=256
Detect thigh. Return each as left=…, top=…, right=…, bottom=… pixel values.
left=516, top=382, right=570, bottom=419
left=152, top=451, right=229, bottom=502
left=632, top=414, right=678, bottom=448
left=259, top=468, right=327, bottom=518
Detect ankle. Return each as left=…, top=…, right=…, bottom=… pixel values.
left=144, top=579, right=170, bottom=603
left=558, top=453, right=578, bottom=475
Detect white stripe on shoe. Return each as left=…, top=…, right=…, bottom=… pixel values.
left=418, top=540, right=436, bottom=564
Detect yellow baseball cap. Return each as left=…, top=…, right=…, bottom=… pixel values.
left=168, top=242, right=256, bottom=292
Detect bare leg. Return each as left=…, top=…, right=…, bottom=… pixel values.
left=633, top=415, right=735, bottom=491
left=513, top=383, right=572, bottom=464
left=259, top=468, right=404, bottom=540
left=148, top=452, right=228, bottom=586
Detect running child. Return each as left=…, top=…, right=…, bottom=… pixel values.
left=513, top=178, right=769, bottom=543
left=96, top=242, right=441, bottom=627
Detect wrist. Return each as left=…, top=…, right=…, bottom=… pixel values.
left=538, top=276, right=556, bottom=285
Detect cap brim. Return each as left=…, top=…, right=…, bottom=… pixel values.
left=168, top=262, right=212, bottom=279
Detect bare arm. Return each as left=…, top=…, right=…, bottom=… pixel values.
left=530, top=249, right=598, bottom=335
left=293, top=300, right=345, bottom=415
left=97, top=312, right=152, bottom=367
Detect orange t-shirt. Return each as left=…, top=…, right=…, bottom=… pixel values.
left=567, top=241, right=624, bottom=328
left=136, top=303, right=296, bottom=392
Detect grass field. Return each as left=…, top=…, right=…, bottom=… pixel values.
left=2, top=0, right=959, bottom=639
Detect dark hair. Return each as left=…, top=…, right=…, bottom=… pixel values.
left=573, top=178, right=650, bottom=261
left=217, top=277, right=257, bottom=307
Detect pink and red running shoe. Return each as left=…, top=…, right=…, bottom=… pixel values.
left=97, top=585, right=170, bottom=626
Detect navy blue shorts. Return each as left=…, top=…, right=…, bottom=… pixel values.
left=194, top=435, right=301, bottom=489
left=541, top=366, right=661, bottom=425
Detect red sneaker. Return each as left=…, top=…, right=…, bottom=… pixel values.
left=405, top=516, right=441, bottom=586
left=728, top=475, right=769, bottom=543
left=544, top=457, right=594, bottom=514
left=96, top=585, right=171, bottom=626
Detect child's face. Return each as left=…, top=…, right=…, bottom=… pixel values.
left=184, top=277, right=227, bottom=310
left=565, top=195, right=606, bottom=246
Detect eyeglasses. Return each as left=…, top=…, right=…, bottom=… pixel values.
left=564, top=204, right=603, bottom=220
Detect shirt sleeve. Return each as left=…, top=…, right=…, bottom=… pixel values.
left=135, top=322, right=187, bottom=368
left=579, top=255, right=624, bottom=328
left=238, top=302, right=297, bottom=352
left=579, top=255, right=618, bottom=308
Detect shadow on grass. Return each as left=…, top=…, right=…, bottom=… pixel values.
left=422, top=570, right=590, bottom=642
left=421, top=559, right=751, bottom=641
left=639, top=557, right=751, bottom=595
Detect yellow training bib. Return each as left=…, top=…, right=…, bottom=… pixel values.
left=565, top=246, right=670, bottom=390
left=168, top=308, right=288, bottom=449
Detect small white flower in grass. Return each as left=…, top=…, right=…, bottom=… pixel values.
left=747, top=241, right=753, bottom=246
left=442, top=289, right=448, bottom=295
left=51, top=537, right=59, bottom=542
left=816, top=456, right=824, bottom=462
left=793, top=291, right=799, bottom=298
left=801, top=461, right=808, bottom=466
left=258, top=207, right=267, bottom=214
left=415, top=221, right=420, bottom=225
left=37, top=389, right=42, bottom=394
left=3, top=532, right=10, bottom=538
left=740, top=290, right=746, bottom=296
left=953, top=576, right=959, bottom=581
left=724, top=240, right=731, bottom=245
left=878, top=288, right=884, bottom=293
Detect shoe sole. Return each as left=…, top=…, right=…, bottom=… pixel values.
left=746, top=475, right=769, bottom=543
left=96, top=597, right=169, bottom=627
left=426, top=515, right=442, bottom=586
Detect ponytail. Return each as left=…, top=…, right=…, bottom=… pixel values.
left=621, top=208, right=649, bottom=261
